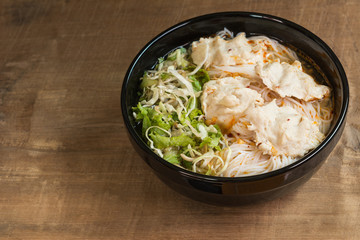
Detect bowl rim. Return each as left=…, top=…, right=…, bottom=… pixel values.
left=121, top=11, right=349, bottom=183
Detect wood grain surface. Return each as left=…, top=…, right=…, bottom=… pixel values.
left=0, top=0, right=359, bottom=239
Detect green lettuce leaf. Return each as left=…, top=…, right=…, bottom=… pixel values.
left=152, top=114, right=171, bottom=130
left=149, top=131, right=196, bottom=150
left=160, top=72, right=171, bottom=80
left=189, top=69, right=210, bottom=91
left=182, top=159, right=193, bottom=170
left=133, top=103, right=172, bottom=136
left=142, top=115, right=151, bottom=136
left=140, top=73, right=158, bottom=89
left=166, top=48, right=189, bottom=68
left=163, top=149, right=181, bottom=164
left=149, top=132, right=170, bottom=149
left=199, top=125, right=223, bottom=151
left=170, top=133, right=196, bottom=147
left=189, top=108, right=203, bottom=121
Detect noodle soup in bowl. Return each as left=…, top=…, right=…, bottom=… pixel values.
left=121, top=12, right=349, bottom=205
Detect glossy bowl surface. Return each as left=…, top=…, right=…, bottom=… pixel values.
left=121, top=12, right=349, bottom=205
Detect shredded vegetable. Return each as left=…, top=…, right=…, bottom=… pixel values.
left=133, top=47, right=230, bottom=175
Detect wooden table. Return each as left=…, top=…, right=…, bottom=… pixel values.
left=0, top=0, right=359, bottom=239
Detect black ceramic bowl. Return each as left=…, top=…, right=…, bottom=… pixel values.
left=121, top=12, right=349, bottom=205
